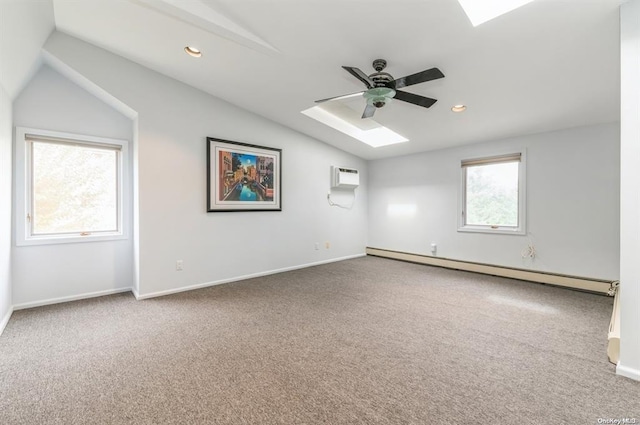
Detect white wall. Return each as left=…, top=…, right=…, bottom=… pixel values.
left=368, top=123, right=620, bottom=280
left=12, top=65, right=134, bottom=306
left=43, top=32, right=368, bottom=298
left=0, top=0, right=54, bottom=335
left=618, top=0, right=640, bottom=381
left=0, top=84, right=12, bottom=332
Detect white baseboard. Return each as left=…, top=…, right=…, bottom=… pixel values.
left=0, top=306, right=13, bottom=336
left=136, top=253, right=367, bottom=300
left=366, top=247, right=613, bottom=294
left=617, top=363, right=640, bottom=381
left=8, top=254, right=367, bottom=309
left=12, top=287, right=133, bottom=311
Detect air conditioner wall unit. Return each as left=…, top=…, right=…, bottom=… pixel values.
left=332, top=167, right=359, bottom=189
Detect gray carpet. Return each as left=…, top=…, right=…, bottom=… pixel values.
left=1, top=256, right=638, bottom=424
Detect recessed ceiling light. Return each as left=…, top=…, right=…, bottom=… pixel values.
left=184, top=46, right=202, bottom=58
left=451, top=105, right=467, bottom=112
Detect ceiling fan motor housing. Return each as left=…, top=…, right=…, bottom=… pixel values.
left=370, top=59, right=396, bottom=89
left=370, top=72, right=395, bottom=89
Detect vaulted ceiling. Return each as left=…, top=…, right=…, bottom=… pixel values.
left=2, top=0, right=623, bottom=159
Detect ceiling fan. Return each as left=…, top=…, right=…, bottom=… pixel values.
left=316, top=59, right=445, bottom=119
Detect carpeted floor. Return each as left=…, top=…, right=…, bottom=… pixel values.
left=1, top=256, right=638, bottom=424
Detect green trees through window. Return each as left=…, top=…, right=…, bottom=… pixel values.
left=465, top=161, right=519, bottom=227
left=31, top=141, right=119, bottom=235
left=460, top=152, right=524, bottom=234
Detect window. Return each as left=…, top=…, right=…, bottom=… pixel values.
left=459, top=152, right=526, bottom=234
left=15, top=127, right=129, bottom=245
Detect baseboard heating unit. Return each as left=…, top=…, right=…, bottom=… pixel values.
left=366, top=247, right=614, bottom=295
left=607, top=282, right=620, bottom=364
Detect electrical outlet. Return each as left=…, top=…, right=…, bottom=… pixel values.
left=430, top=243, right=437, bottom=253
left=176, top=260, right=183, bottom=271
left=325, top=241, right=330, bottom=249
left=315, top=243, right=320, bottom=250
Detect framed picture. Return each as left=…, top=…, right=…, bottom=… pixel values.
left=207, top=138, right=282, bottom=212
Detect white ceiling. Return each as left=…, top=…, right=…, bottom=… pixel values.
left=0, top=0, right=54, bottom=99
left=49, top=0, right=621, bottom=160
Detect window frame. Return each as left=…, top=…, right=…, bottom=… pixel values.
left=458, top=150, right=527, bottom=235
left=15, top=127, right=129, bottom=246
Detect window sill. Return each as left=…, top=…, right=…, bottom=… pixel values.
left=16, top=232, right=127, bottom=247
left=457, top=226, right=526, bottom=236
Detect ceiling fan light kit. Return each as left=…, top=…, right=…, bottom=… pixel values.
left=363, top=87, right=396, bottom=107
left=316, top=59, right=444, bottom=119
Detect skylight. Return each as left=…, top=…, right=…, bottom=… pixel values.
left=301, top=104, right=408, bottom=148
left=457, top=0, right=535, bottom=26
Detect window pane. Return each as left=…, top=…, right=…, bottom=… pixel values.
left=465, top=161, right=518, bottom=227
left=32, top=142, right=118, bottom=234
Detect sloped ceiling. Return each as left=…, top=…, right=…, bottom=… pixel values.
left=2, top=0, right=622, bottom=159
left=0, top=0, right=55, bottom=99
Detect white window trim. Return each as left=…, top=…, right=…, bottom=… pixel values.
left=15, top=127, right=130, bottom=246
left=458, top=149, right=527, bottom=235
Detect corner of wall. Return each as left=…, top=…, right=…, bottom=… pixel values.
left=0, top=306, right=12, bottom=336
left=132, top=117, right=140, bottom=297
left=0, top=82, right=13, bottom=335
left=618, top=0, right=640, bottom=382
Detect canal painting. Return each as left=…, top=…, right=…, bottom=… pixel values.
left=207, top=138, right=281, bottom=212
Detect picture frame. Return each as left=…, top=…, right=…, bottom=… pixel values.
left=207, top=137, right=282, bottom=212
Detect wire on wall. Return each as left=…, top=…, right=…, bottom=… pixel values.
left=521, top=244, right=536, bottom=259
left=521, top=233, right=537, bottom=259
left=327, top=191, right=356, bottom=210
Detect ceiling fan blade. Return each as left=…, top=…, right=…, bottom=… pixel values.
left=343, top=66, right=375, bottom=89
left=394, top=90, right=438, bottom=108
left=393, top=67, right=444, bottom=89
left=315, top=91, right=364, bottom=103
left=362, top=104, right=376, bottom=119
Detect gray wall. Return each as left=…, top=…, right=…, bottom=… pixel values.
left=368, top=123, right=620, bottom=280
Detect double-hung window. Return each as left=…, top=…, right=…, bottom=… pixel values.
left=15, top=127, right=128, bottom=245
left=459, top=152, right=526, bottom=234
